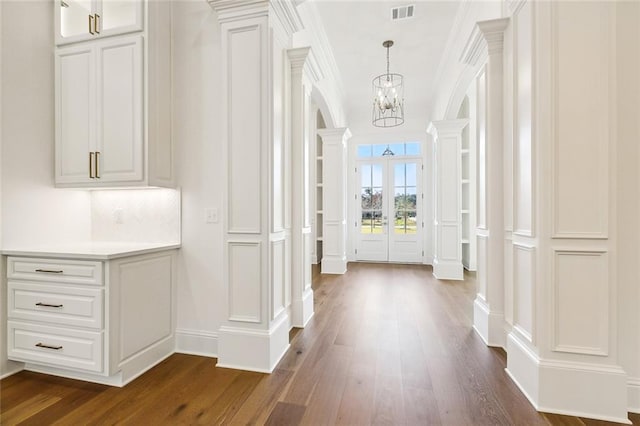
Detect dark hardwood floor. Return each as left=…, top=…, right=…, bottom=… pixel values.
left=1, top=262, right=638, bottom=425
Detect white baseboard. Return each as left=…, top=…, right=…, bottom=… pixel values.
left=175, top=328, right=218, bottom=358
left=628, top=377, right=640, bottom=414
left=506, top=332, right=631, bottom=424
left=321, top=255, right=347, bottom=274
left=291, top=288, right=314, bottom=328
left=473, top=297, right=506, bottom=348
left=423, top=255, right=434, bottom=266
left=216, top=314, right=290, bottom=373
left=0, top=361, right=24, bottom=380
left=432, top=258, right=463, bottom=280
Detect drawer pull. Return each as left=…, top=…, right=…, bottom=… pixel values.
left=34, top=269, right=64, bottom=274
left=35, top=302, right=64, bottom=308
left=35, top=343, right=63, bottom=350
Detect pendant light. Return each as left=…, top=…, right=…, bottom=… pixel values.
left=372, top=40, right=405, bottom=128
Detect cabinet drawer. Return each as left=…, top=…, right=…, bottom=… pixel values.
left=8, top=321, right=103, bottom=373
left=8, top=282, right=103, bottom=329
left=8, top=257, right=103, bottom=286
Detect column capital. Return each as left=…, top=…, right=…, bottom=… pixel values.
left=209, top=0, right=303, bottom=36
left=317, top=127, right=352, bottom=144
left=460, top=17, right=509, bottom=66
left=288, top=47, right=324, bottom=83
left=427, top=119, right=469, bottom=139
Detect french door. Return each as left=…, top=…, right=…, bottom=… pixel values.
left=356, top=157, right=422, bottom=263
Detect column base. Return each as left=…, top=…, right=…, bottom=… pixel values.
left=216, top=314, right=290, bottom=373
left=433, top=258, right=463, bottom=280
left=291, top=287, right=314, bottom=328
left=321, top=255, right=347, bottom=274
left=629, top=378, right=640, bottom=414
left=473, top=297, right=506, bottom=347
left=506, top=332, right=631, bottom=424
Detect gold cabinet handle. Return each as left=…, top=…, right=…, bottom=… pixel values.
left=36, top=343, right=63, bottom=350
left=94, top=14, right=100, bottom=34
left=95, top=151, right=100, bottom=178
left=89, top=15, right=94, bottom=35
left=89, top=152, right=95, bottom=178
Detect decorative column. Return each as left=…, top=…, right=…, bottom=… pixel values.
left=209, top=0, right=302, bottom=373
left=504, top=2, right=628, bottom=422
left=317, top=128, right=351, bottom=274
left=428, top=119, right=468, bottom=280
left=461, top=18, right=509, bottom=347
left=288, top=47, right=320, bottom=327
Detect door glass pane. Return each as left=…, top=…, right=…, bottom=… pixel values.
left=394, top=162, right=418, bottom=234
left=372, top=164, right=383, bottom=187
left=361, top=210, right=383, bottom=234
left=406, top=163, right=417, bottom=186
left=360, top=163, right=384, bottom=234
left=394, top=164, right=405, bottom=187
left=101, top=0, right=138, bottom=31
left=60, top=0, right=92, bottom=38
left=361, top=164, right=371, bottom=187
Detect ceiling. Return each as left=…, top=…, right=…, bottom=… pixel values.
left=312, top=0, right=461, bottom=134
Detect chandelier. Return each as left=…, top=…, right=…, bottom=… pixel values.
left=372, top=40, right=404, bottom=128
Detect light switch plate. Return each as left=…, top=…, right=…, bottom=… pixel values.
left=205, top=208, right=218, bottom=224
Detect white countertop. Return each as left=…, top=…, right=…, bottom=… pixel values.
left=2, top=241, right=181, bottom=260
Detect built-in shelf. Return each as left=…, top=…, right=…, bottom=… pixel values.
left=461, top=179, right=470, bottom=184
left=317, top=156, right=323, bottom=161
left=461, top=238, right=470, bottom=244
left=317, top=237, right=323, bottom=241
left=317, top=210, right=323, bottom=215
left=461, top=209, right=469, bottom=214
left=316, top=183, right=323, bottom=187
left=461, top=149, right=469, bottom=155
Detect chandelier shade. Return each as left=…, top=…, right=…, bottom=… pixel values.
left=372, top=40, right=404, bottom=128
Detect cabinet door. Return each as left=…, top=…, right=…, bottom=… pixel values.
left=55, top=0, right=95, bottom=45
left=96, top=0, right=143, bottom=38
left=55, top=45, right=95, bottom=185
left=56, top=0, right=143, bottom=46
left=95, top=36, right=143, bottom=183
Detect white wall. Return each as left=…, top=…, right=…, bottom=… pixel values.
left=1, top=1, right=92, bottom=249
left=616, top=0, right=640, bottom=412
left=171, top=0, right=224, bottom=355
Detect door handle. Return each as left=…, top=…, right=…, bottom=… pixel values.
left=95, top=151, right=100, bottom=178
left=94, top=14, right=100, bottom=34
left=89, top=152, right=95, bottom=178
left=89, top=15, right=94, bottom=35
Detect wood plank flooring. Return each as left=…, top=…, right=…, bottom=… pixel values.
left=2, top=262, right=639, bottom=425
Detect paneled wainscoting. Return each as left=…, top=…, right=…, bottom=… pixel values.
left=2, top=263, right=638, bottom=425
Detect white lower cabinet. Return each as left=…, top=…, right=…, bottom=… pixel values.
left=5, top=250, right=176, bottom=386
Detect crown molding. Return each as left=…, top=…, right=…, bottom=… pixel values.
left=209, top=0, right=302, bottom=35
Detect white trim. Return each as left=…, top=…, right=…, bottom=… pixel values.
left=175, top=328, right=218, bottom=358
left=628, top=377, right=640, bottom=414
left=473, top=297, right=506, bottom=347
left=0, top=363, right=24, bottom=380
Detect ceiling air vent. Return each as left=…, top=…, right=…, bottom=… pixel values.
left=391, top=5, right=415, bottom=21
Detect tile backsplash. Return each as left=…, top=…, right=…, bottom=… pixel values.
left=91, top=188, right=181, bottom=243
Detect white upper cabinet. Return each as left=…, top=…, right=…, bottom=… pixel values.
left=56, top=0, right=143, bottom=46
left=55, top=1, right=173, bottom=188
left=55, top=36, right=143, bottom=186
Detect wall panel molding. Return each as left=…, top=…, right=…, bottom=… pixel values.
left=550, top=2, right=611, bottom=239
left=552, top=249, right=609, bottom=356
left=226, top=23, right=265, bottom=234
left=228, top=241, right=262, bottom=323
